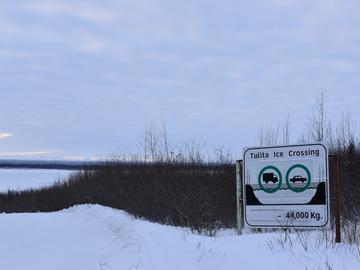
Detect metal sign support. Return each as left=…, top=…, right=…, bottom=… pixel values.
left=333, top=154, right=341, bottom=243
left=236, top=160, right=243, bottom=235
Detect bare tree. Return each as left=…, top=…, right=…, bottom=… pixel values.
left=258, top=127, right=264, bottom=146
left=281, top=114, right=291, bottom=145
left=214, top=145, right=233, bottom=163
left=301, top=91, right=332, bottom=144
left=145, top=123, right=159, bottom=161
left=161, top=119, right=170, bottom=161
left=336, top=112, right=358, bottom=150
left=140, top=121, right=175, bottom=162
left=258, top=125, right=280, bottom=146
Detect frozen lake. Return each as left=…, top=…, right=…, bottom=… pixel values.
left=0, top=169, right=73, bottom=192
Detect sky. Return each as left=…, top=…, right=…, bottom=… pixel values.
left=0, top=0, right=360, bottom=160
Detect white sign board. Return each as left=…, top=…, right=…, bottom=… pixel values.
left=243, top=143, right=330, bottom=228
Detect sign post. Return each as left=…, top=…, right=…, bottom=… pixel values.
left=236, top=160, right=243, bottom=235
left=243, top=143, right=330, bottom=228
left=333, top=154, right=341, bottom=243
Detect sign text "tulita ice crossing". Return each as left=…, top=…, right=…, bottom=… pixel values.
left=249, top=148, right=320, bottom=159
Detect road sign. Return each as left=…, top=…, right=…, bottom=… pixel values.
left=243, top=143, right=330, bottom=228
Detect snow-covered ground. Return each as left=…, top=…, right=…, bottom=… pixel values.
left=0, top=204, right=359, bottom=270
left=0, top=169, right=72, bottom=192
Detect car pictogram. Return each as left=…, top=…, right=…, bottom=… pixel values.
left=289, top=175, right=307, bottom=183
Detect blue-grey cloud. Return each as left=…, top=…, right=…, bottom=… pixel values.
left=0, top=0, right=359, bottom=158
left=0, top=133, right=13, bottom=140
left=0, top=150, right=61, bottom=158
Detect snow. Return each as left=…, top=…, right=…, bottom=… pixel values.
left=0, top=169, right=72, bottom=192
left=0, top=204, right=359, bottom=270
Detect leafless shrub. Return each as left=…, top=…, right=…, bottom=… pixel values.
left=0, top=160, right=235, bottom=235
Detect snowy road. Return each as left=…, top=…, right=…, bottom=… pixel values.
left=0, top=205, right=358, bottom=270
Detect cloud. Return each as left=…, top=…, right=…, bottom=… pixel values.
left=0, top=132, right=13, bottom=140
left=0, top=49, right=34, bottom=60
left=76, top=31, right=107, bottom=53
left=63, top=155, right=109, bottom=161
left=0, top=150, right=61, bottom=158
left=0, top=0, right=359, bottom=154
left=23, top=1, right=116, bottom=23
left=63, top=155, right=86, bottom=161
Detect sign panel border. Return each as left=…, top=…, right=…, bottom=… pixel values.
left=243, top=142, right=330, bottom=229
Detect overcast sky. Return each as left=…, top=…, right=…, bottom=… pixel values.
left=0, top=0, right=360, bottom=160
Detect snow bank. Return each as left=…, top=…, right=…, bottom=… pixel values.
left=0, top=204, right=359, bottom=270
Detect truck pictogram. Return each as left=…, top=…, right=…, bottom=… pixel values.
left=263, top=172, right=278, bottom=183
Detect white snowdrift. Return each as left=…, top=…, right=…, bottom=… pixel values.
left=0, top=204, right=359, bottom=270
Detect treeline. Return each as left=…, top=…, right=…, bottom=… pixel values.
left=0, top=92, right=359, bottom=234
left=0, top=143, right=359, bottom=233
left=332, top=142, right=360, bottom=223
left=0, top=162, right=235, bottom=235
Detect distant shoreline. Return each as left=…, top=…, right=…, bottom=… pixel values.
left=0, top=159, right=107, bottom=170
